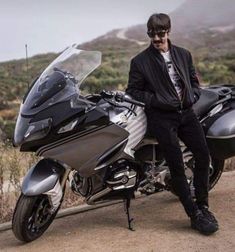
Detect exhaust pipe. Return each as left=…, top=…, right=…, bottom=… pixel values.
left=86, top=187, right=112, bottom=205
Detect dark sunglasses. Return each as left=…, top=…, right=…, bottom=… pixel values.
left=147, top=30, right=168, bottom=38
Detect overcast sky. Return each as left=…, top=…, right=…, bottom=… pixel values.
left=0, top=0, right=185, bottom=62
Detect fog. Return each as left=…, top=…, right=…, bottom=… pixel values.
left=0, top=0, right=185, bottom=62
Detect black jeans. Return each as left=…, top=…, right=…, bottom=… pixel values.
left=147, top=108, right=210, bottom=216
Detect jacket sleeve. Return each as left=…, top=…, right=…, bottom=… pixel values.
left=188, top=52, right=201, bottom=102
left=126, top=59, right=154, bottom=108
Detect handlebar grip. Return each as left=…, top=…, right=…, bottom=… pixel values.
left=123, top=96, right=145, bottom=107
left=101, top=90, right=145, bottom=107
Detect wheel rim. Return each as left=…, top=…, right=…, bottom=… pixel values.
left=209, top=163, right=215, bottom=177
left=185, top=157, right=219, bottom=187
left=27, top=197, right=52, bottom=234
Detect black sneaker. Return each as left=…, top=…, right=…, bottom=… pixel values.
left=190, top=209, right=218, bottom=235
left=200, top=205, right=218, bottom=227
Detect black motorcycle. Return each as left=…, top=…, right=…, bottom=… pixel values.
left=12, top=45, right=235, bottom=242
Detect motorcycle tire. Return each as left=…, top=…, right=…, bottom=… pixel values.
left=12, top=194, right=61, bottom=242
left=209, top=158, right=224, bottom=190
left=168, top=157, right=224, bottom=195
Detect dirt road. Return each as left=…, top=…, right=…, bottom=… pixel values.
left=116, top=28, right=147, bottom=45
left=1, top=172, right=235, bottom=252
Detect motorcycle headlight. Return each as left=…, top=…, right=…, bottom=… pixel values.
left=24, top=118, right=52, bottom=142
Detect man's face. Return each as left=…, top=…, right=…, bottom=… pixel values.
left=147, top=30, right=169, bottom=50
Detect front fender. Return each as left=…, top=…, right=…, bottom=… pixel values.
left=22, top=159, right=65, bottom=196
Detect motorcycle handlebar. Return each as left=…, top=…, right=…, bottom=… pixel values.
left=100, top=90, right=145, bottom=107
left=120, top=95, right=145, bottom=107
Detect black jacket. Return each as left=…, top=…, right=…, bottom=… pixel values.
left=126, top=41, right=201, bottom=112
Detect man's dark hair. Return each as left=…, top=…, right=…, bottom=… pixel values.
left=147, top=13, right=171, bottom=32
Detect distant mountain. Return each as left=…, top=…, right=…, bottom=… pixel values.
left=171, top=0, right=235, bottom=32
left=93, top=0, right=235, bottom=57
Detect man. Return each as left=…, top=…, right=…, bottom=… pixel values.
left=126, top=13, right=218, bottom=235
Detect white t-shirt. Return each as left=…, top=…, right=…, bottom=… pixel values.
left=161, top=51, right=183, bottom=100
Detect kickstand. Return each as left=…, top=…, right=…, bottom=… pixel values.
left=124, top=198, right=135, bottom=231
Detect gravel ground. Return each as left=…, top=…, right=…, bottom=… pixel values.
left=0, top=171, right=235, bottom=252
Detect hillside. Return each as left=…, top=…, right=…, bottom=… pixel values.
left=171, top=0, right=235, bottom=32
left=0, top=0, right=234, bottom=140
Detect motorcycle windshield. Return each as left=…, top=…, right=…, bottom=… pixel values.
left=22, top=44, right=102, bottom=115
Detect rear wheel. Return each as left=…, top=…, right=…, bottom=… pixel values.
left=168, top=156, right=224, bottom=196
left=208, top=158, right=224, bottom=189
left=12, top=194, right=61, bottom=242
left=186, top=156, right=224, bottom=191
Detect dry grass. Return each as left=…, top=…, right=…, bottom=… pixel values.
left=0, top=143, right=33, bottom=222
left=0, top=109, right=17, bottom=120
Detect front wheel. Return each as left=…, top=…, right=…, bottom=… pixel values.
left=12, top=194, right=61, bottom=242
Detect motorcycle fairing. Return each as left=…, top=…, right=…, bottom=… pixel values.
left=107, top=93, right=147, bottom=157
left=14, top=45, right=102, bottom=149
left=37, top=123, right=129, bottom=177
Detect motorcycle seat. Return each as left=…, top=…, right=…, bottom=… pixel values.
left=192, top=89, right=219, bottom=117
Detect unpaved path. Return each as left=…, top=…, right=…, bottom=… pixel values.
left=116, top=28, right=147, bottom=45
left=1, top=172, right=235, bottom=252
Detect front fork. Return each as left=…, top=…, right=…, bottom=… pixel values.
left=44, top=167, right=71, bottom=213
